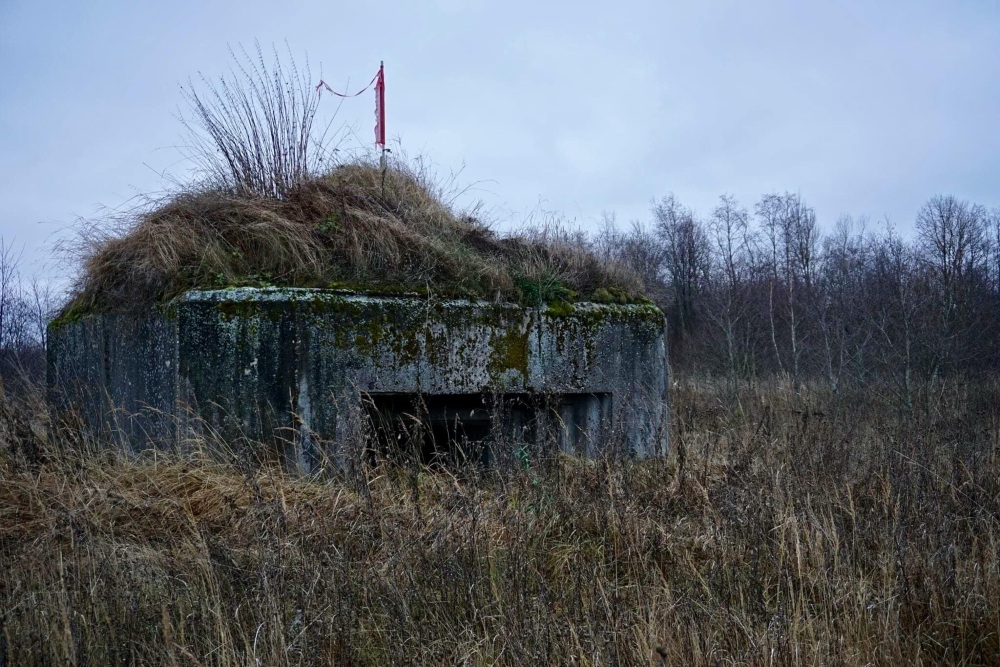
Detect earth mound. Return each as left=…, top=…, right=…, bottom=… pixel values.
left=67, top=161, right=644, bottom=315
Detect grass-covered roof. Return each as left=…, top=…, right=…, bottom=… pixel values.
left=66, top=160, right=646, bottom=315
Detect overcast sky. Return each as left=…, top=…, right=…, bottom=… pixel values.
left=2, top=0, right=999, bottom=280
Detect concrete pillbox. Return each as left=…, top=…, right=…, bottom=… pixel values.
left=48, top=288, right=669, bottom=471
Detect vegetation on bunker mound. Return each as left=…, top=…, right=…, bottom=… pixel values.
left=49, top=43, right=652, bottom=328
left=61, top=160, right=648, bottom=320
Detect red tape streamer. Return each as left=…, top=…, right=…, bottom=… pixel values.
left=316, top=64, right=385, bottom=148
left=315, top=70, right=380, bottom=98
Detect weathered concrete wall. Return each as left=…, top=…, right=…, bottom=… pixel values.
left=49, top=288, right=669, bottom=470
left=47, top=311, right=178, bottom=450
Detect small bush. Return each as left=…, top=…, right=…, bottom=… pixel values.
left=179, top=42, right=335, bottom=198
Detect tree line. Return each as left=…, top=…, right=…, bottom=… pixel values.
left=3, top=191, right=999, bottom=408
left=594, top=192, right=1000, bottom=406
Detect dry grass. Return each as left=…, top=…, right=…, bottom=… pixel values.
left=1, top=379, right=998, bottom=665
left=66, top=160, right=643, bottom=315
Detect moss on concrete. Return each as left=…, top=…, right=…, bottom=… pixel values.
left=49, top=287, right=670, bottom=465
left=487, top=325, right=531, bottom=383
left=48, top=303, right=89, bottom=331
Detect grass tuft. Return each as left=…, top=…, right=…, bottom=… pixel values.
left=65, top=159, right=644, bottom=316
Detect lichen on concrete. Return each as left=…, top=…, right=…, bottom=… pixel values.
left=49, top=288, right=669, bottom=471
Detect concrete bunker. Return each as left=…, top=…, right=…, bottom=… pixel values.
left=48, top=287, right=669, bottom=472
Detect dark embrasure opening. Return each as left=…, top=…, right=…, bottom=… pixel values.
left=362, top=392, right=611, bottom=466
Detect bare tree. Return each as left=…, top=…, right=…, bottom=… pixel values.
left=866, top=225, right=928, bottom=410
left=28, top=276, right=55, bottom=350
left=653, top=195, right=710, bottom=343
left=915, top=195, right=991, bottom=374
left=987, top=207, right=1000, bottom=294
left=756, top=194, right=786, bottom=376
left=916, top=196, right=988, bottom=299
left=817, top=216, right=872, bottom=394
left=0, top=238, right=46, bottom=387
left=756, top=193, right=817, bottom=384
left=0, top=238, right=25, bottom=352
left=705, top=194, right=757, bottom=389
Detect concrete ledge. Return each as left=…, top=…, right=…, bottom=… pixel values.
left=48, top=288, right=669, bottom=470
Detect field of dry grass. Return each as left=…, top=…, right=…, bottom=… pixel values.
left=1, top=378, right=998, bottom=665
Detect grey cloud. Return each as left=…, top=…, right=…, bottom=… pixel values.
left=2, top=0, right=998, bottom=281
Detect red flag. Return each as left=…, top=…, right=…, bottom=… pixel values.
left=375, top=62, right=385, bottom=148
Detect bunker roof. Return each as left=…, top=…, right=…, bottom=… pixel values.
left=63, top=161, right=647, bottom=318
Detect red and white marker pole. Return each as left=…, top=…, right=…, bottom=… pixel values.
left=375, top=61, right=386, bottom=166
left=316, top=62, right=387, bottom=168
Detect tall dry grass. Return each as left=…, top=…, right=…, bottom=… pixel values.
left=66, top=160, right=643, bottom=316
left=0, top=378, right=998, bottom=665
